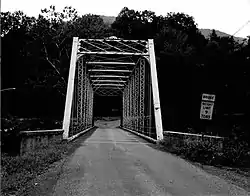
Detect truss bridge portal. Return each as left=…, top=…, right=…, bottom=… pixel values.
left=63, top=37, right=164, bottom=141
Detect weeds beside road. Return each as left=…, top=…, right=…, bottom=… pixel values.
left=158, top=137, right=250, bottom=191
left=1, top=124, right=249, bottom=195
left=1, top=128, right=96, bottom=196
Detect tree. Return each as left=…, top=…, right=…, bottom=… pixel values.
left=18, top=6, right=111, bottom=95
left=1, top=6, right=113, bottom=118
left=209, top=29, right=219, bottom=41
left=1, top=11, right=36, bottom=89
left=1, top=11, right=36, bottom=37
left=112, top=7, right=157, bottom=39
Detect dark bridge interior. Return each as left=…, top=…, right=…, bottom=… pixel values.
left=93, top=95, right=122, bottom=117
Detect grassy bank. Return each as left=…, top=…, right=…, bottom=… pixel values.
left=158, top=136, right=250, bottom=191
left=160, top=137, right=250, bottom=168
left=1, top=128, right=96, bottom=196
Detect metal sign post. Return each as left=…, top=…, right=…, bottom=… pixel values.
left=200, top=93, right=216, bottom=135
left=200, top=93, right=216, bottom=120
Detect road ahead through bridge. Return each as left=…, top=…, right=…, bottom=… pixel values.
left=52, top=120, right=249, bottom=196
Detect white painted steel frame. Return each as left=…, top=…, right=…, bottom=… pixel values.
left=135, top=65, right=139, bottom=132
left=63, top=37, right=79, bottom=139
left=77, top=58, right=84, bottom=125
left=63, top=37, right=163, bottom=141
left=92, top=80, right=126, bottom=83
left=139, top=58, right=145, bottom=134
left=90, top=75, right=129, bottom=78
left=122, top=58, right=146, bottom=135
left=86, top=62, right=135, bottom=65
left=147, top=39, right=164, bottom=140
left=89, top=69, right=132, bottom=72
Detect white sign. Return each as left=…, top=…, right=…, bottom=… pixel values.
left=200, top=101, right=214, bottom=120
left=202, top=93, right=216, bottom=102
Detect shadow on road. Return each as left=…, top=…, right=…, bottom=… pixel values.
left=94, top=119, right=121, bottom=129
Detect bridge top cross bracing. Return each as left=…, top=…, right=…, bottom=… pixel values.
left=77, top=37, right=149, bottom=96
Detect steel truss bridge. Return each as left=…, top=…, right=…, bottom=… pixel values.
left=63, top=37, right=164, bottom=141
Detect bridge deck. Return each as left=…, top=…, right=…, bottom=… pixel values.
left=52, top=120, right=248, bottom=196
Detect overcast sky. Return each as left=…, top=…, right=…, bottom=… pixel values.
left=2, top=0, right=250, bottom=38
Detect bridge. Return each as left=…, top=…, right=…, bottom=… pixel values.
left=63, top=37, right=164, bottom=141
left=12, top=37, right=249, bottom=196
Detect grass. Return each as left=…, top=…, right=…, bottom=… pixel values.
left=159, top=136, right=250, bottom=167
left=1, top=139, right=66, bottom=195
left=1, top=127, right=96, bottom=196
left=158, top=136, right=250, bottom=191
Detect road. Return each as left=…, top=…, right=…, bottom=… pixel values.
left=52, top=120, right=249, bottom=196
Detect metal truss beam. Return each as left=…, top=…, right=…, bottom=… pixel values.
left=86, top=62, right=135, bottom=65
left=95, top=87, right=124, bottom=89
left=91, top=80, right=126, bottom=83
left=90, top=75, right=129, bottom=78
left=80, top=38, right=147, bottom=42
left=79, top=51, right=148, bottom=56
left=92, top=84, right=124, bottom=86
left=89, top=69, right=132, bottom=72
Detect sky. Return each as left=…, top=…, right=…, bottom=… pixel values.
left=2, top=0, right=250, bottom=38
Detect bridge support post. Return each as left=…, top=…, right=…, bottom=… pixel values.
left=63, top=37, right=79, bottom=139
left=147, top=39, right=164, bottom=141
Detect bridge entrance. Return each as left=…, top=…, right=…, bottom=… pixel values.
left=63, top=37, right=163, bottom=141
left=93, top=95, right=122, bottom=117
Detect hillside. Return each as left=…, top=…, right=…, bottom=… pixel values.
left=100, top=16, right=246, bottom=43
left=100, top=15, right=116, bottom=26
left=199, top=29, right=245, bottom=43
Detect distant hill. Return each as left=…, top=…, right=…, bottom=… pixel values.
left=199, top=29, right=246, bottom=43
left=100, top=16, right=246, bottom=43
left=100, top=15, right=116, bottom=26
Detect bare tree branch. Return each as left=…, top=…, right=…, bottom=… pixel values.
left=42, top=42, right=66, bottom=85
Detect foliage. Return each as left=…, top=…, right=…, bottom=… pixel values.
left=1, top=139, right=69, bottom=195
left=160, top=136, right=250, bottom=168
left=1, top=5, right=250, bottom=135
left=1, top=6, right=113, bottom=119
left=1, top=6, right=111, bottom=92
left=1, top=6, right=250, bottom=194
left=1, top=117, right=62, bottom=156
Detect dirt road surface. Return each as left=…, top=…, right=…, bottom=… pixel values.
left=51, top=120, right=249, bottom=196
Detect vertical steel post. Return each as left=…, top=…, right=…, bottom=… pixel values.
left=135, top=66, right=139, bottom=132
left=63, top=37, right=79, bottom=139
left=129, top=78, right=132, bottom=129
left=132, top=72, right=135, bottom=130
left=147, top=39, right=164, bottom=141
left=125, top=87, right=128, bottom=127
left=77, top=58, right=84, bottom=126
left=139, top=58, right=145, bottom=134
left=122, top=91, right=125, bottom=127
left=84, top=64, right=88, bottom=128
left=148, top=67, right=152, bottom=137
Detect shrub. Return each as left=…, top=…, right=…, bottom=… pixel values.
left=160, top=136, right=250, bottom=168
left=181, top=138, right=220, bottom=164
left=1, top=139, right=68, bottom=195
left=222, top=139, right=250, bottom=167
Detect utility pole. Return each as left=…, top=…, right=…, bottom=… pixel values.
left=232, top=20, right=250, bottom=37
